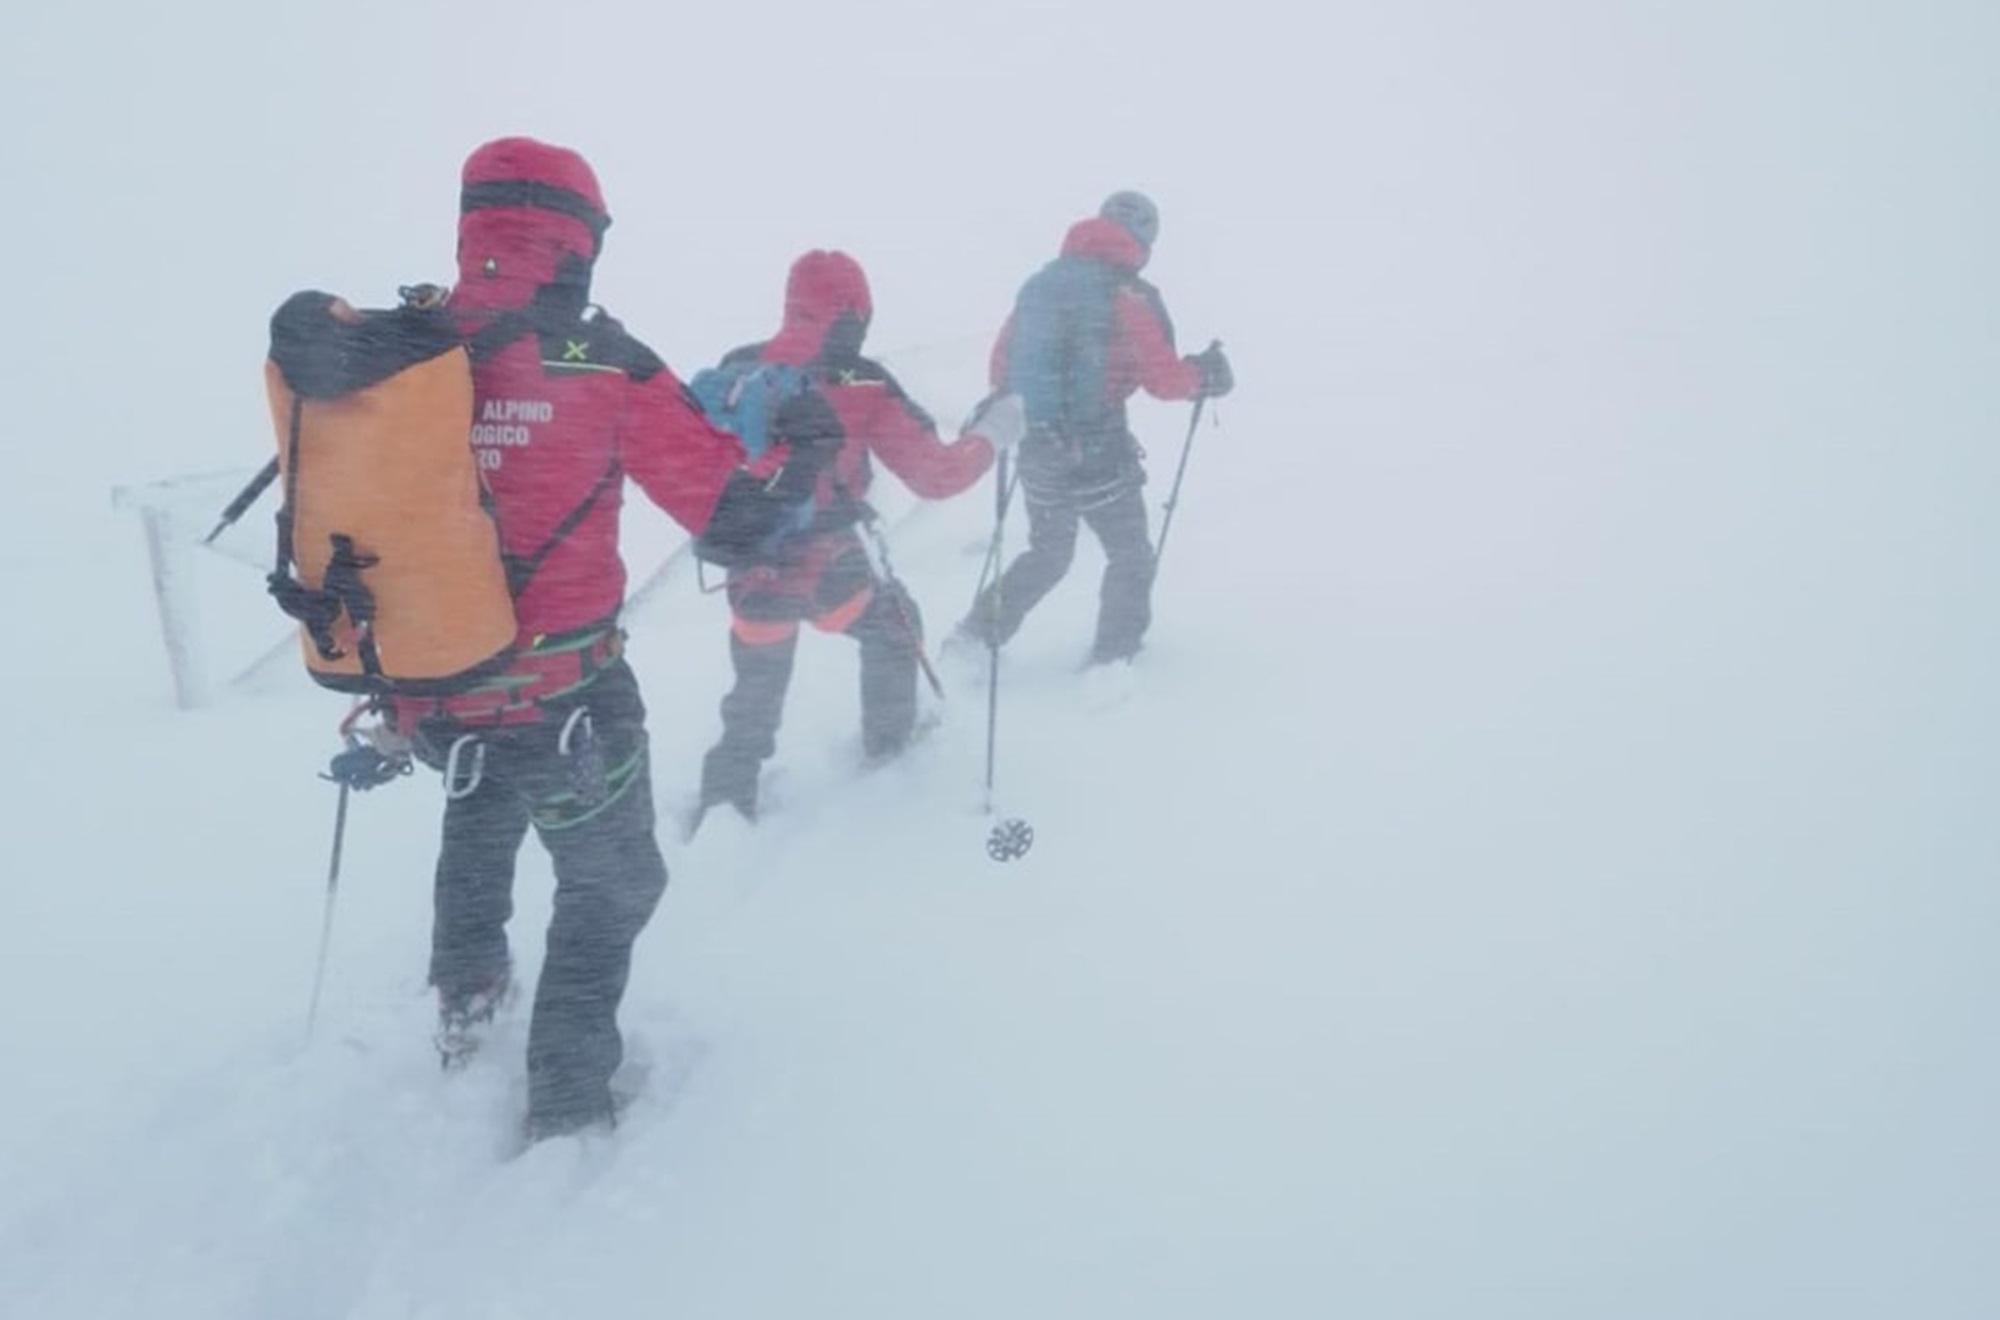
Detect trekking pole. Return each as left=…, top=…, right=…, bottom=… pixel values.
left=1152, top=389, right=1211, bottom=576
left=303, top=779, right=351, bottom=1040
left=205, top=457, right=281, bottom=545
left=983, top=452, right=1007, bottom=812
left=303, top=713, right=412, bottom=1040
left=856, top=511, right=944, bottom=700
left=967, top=457, right=1020, bottom=618
left=981, top=451, right=1034, bottom=862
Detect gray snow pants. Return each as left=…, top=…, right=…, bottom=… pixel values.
left=976, top=483, right=1157, bottom=662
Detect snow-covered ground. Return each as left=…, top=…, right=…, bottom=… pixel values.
left=6, top=329, right=1998, bottom=1316
left=4, top=3, right=1997, bottom=1317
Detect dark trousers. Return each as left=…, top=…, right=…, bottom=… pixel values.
left=426, top=659, right=667, bottom=1126
left=977, top=484, right=1156, bottom=661
left=701, top=581, right=921, bottom=811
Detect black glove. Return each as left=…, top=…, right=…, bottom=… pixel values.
left=1191, top=342, right=1233, bottom=399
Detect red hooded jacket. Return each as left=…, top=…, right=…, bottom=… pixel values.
left=447, top=139, right=748, bottom=648
left=988, top=216, right=1205, bottom=406
left=741, top=250, right=993, bottom=509
left=381, top=140, right=776, bottom=735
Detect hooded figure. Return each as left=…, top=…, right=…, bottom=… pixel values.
left=762, top=248, right=873, bottom=366
left=453, top=136, right=608, bottom=318
left=690, top=250, right=1001, bottom=829
left=406, top=138, right=837, bottom=1143
left=967, top=192, right=1232, bottom=665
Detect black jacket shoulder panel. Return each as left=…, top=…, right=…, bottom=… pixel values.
left=868, top=356, right=936, bottom=428
left=812, top=350, right=936, bottom=428
left=537, top=306, right=666, bottom=382
left=827, top=353, right=892, bottom=385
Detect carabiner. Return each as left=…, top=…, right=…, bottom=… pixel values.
left=442, top=735, right=486, bottom=801
left=557, top=707, right=594, bottom=757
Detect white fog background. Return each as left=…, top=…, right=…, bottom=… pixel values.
left=1, top=2, right=1995, bottom=1317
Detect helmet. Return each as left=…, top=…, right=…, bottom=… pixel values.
left=1099, top=191, right=1159, bottom=250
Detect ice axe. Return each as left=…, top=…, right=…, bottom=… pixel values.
left=853, top=503, right=944, bottom=700
left=206, top=457, right=281, bottom=545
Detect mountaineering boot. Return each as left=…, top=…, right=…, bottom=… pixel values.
left=522, top=1090, right=617, bottom=1146
left=852, top=585, right=920, bottom=761
left=697, top=743, right=760, bottom=824
left=861, top=706, right=942, bottom=772
left=1084, top=642, right=1140, bottom=667
left=692, top=630, right=795, bottom=832
left=941, top=616, right=989, bottom=666
left=435, top=964, right=516, bottom=1070
left=1082, top=486, right=1156, bottom=664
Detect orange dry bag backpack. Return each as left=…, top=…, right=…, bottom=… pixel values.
left=263, top=290, right=518, bottom=695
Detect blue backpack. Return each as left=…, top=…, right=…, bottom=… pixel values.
left=1005, top=256, right=1122, bottom=434
left=688, top=354, right=820, bottom=553
left=688, top=356, right=813, bottom=460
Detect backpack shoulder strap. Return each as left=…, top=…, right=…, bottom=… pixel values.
left=468, top=309, right=533, bottom=363
left=840, top=355, right=935, bottom=429
left=503, top=460, right=623, bottom=598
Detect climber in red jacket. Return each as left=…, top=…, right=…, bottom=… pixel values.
left=695, top=250, right=999, bottom=826
left=399, top=138, right=837, bottom=1142
left=969, top=192, right=1232, bottom=664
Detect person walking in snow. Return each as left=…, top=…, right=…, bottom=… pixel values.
left=694, top=250, right=1006, bottom=827
left=394, top=138, right=838, bottom=1141
left=963, top=192, right=1232, bottom=664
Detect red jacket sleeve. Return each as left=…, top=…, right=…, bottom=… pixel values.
left=617, top=369, right=750, bottom=534
left=859, top=382, right=994, bottom=500
left=1115, top=288, right=1204, bottom=401
left=988, top=313, right=1015, bottom=392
